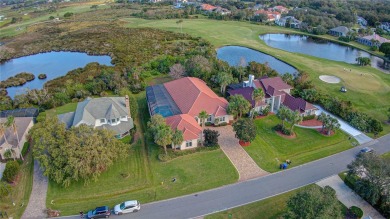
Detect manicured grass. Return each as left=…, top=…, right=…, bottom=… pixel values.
left=46, top=91, right=238, bottom=215
left=244, top=115, right=355, bottom=172
left=0, top=152, right=34, bottom=219
left=125, top=18, right=390, bottom=135
left=382, top=152, right=390, bottom=160
left=206, top=184, right=316, bottom=219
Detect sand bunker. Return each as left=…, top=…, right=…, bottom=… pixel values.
left=319, top=75, right=341, bottom=84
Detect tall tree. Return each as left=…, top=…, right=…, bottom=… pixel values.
left=232, top=118, right=257, bottom=143
left=147, top=114, right=166, bottom=134
left=277, top=106, right=291, bottom=129
left=171, top=129, right=183, bottom=151
left=379, top=42, right=390, bottom=58
left=251, top=88, right=264, bottom=118
left=154, top=124, right=173, bottom=155
left=288, top=111, right=303, bottom=134
left=169, top=63, right=186, bottom=79
left=198, top=110, right=208, bottom=145
left=317, top=112, right=328, bottom=132
left=325, top=116, right=340, bottom=136
left=216, top=72, right=233, bottom=95
left=284, top=186, right=343, bottom=219
left=227, top=95, right=251, bottom=119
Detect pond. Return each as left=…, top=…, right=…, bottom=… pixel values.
left=260, top=34, right=388, bottom=73
left=0, top=52, right=113, bottom=98
left=216, top=46, right=297, bottom=75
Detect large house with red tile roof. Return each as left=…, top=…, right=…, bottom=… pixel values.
left=201, top=3, right=217, bottom=12
left=146, top=77, right=233, bottom=150
left=254, top=9, right=281, bottom=22
left=227, top=75, right=317, bottom=116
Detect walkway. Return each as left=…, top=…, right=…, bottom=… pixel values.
left=21, top=160, right=48, bottom=219
left=317, top=175, right=385, bottom=219
left=314, top=105, right=373, bottom=144
left=210, top=126, right=268, bottom=181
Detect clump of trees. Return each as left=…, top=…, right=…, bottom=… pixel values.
left=2, top=161, right=20, bottom=183
left=379, top=42, right=390, bottom=58
left=31, top=117, right=129, bottom=187
left=347, top=153, right=390, bottom=217
left=227, top=95, right=251, bottom=119
left=284, top=185, right=343, bottom=219
left=0, top=72, right=35, bottom=88
left=232, top=118, right=257, bottom=143
left=317, top=112, right=341, bottom=136
left=275, top=106, right=303, bottom=136
left=203, top=129, right=220, bottom=147
left=356, top=57, right=371, bottom=66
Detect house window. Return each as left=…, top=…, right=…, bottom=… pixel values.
left=116, top=118, right=120, bottom=122
left=100, top=118, right=105, bottom=123
left=186, top=141, right=192, bottom=147
left=111, top=119, right=116, bottom=123
left=207, top=115, right=212, bottom=122
left=220, top=117, right=225, bottom=122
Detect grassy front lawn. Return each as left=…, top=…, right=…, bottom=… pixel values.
left=46, top=91, right=238, bottom=215
left=206, top=184, right=316, bottom=219
left=382, top=152, right=390, bottom=160
left=0, top=152, right=34, bottom=219
left=244, top=115, right=355, bottom=172
left=125, top=18, right=390, bottom=135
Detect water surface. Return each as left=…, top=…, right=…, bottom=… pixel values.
left=0, top=52, right=112, bottom=98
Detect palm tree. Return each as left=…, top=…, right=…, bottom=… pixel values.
left=317, top=112, right=328, bottom=132
left=198, top=110, right=208, bottom=145
left=5, top=116, right=23, bottom=160
left=277, top=106, right=290, bottom=129
left=289, top=111, right=303, bottom=134
left=325, top=117, right=340, bottom=136
left=171, top=130, right=183, bottom=151
left=216, top=72, right=233, bottom=95
left=252, top=88, right=264, bottom=118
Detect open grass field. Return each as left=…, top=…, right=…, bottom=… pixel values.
left=0, top=152, right=34, bottom=219
left=124, top=18, right=390, bottom=135
left=244, top=115, right=355, bottom=172
left=44, top=90, right=238, bottom=215
left=205, top=184, right=318, bottom=219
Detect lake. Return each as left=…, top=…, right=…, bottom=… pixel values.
left=216, top=46, right=297, bottom=75
left=260, top=34, right=388, bottom=73
left=0, top=52, right=113, bottom=98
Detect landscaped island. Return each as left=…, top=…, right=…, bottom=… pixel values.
left=0, top=72, right=35, bottom=88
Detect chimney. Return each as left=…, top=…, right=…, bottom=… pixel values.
left=125, top=95, right=131, bottom=118
left=249, top=74, right=255, bottom=87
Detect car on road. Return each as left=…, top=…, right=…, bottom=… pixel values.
left=114, top=200, right=141, bottom=215
left=86, top=206, right=110, bottom=219
left=359, top=147, right=373, bottom=154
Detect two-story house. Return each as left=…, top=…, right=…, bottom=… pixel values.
left=58, top=96, right=134, bottom=139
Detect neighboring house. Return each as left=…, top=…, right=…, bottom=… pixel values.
left=357, top=33, right=390, bottom=47
left=0, top=107, right=39, bottom=119
left=329, top=26, right=350, bottom=37
left=213, top=7, right=231, bottom=15
left=227, top=75, right=317, bottom=116
left=0, top=117, right=33, bottom=160
left=201, top=3, right=217, bottom=12
left=273, top=5, right=289, bottom=13
left=379, top=22, right=390, bottom=32
left=252, top=4, right=263, bottom=11
left=357, top=16, right=368, bottom=27
left=275, top=16, right=302, bottom=28
left=150, top=0, right=162, bottom=3
left=146, top=77, right=233, bottom=150
left=254, top=9, right=281, bottom=22
left=58, top=96, right=134, bottom=139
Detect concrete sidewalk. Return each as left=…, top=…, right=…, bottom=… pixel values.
left=317, top=175, right=385, bottom=219
left=314, top=105, right=373, bottom=144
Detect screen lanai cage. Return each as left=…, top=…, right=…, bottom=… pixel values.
left=146, top=85, right=181, bottom=118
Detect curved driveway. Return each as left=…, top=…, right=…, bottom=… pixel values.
left=61, top=135, right=389, bottom=219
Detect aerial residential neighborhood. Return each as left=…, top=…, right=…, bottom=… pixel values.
left=0, top=0, right=389, bottom=219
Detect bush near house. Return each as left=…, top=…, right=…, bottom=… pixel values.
left=21, top=142, right=30, bottom=157
left=203, top=129, right=219, bottom=147
left=2, top=161, right=21, bottom=183
left=302, top=114, right=316, bottom=121
left=349, top=206, right=363, bottom=218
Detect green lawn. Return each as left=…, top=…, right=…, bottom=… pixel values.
left=244, top=115, right=355, bottom=172
left=124, top=18, right=390, bottom=135
left=382, top=152, right=390, bottom=160
left=206, top=184, right=316, bottom=219
left=45, top=91, right=238, bottom=215
left=0, top=151, right=34, bottom=219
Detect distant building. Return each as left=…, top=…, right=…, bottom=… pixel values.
left=357, top=16, right=368, bottom=27
left=58, top=96, right=134, bottom=139
left=201, top=3, right=217, bottom=12
left=329, top=26, right=350, bottom=37
left=255, top=9, right=281, bottom=22
left=379, top=22, right=390, bottom=32
left=275, top=16, right=302, bottom=29
left=0, top=15, right=4, bottom=21
left=213, top=7, right=231, bottom=15
left=273, top=5, right=289, bottom=13
left=357, top=33, right=390, bottom=47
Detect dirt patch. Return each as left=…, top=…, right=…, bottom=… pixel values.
left=239, top=140, right=250, bottom=146
left=316, top=128, right=335, bottom=136
left=319, top=75, right=341, bottom=84
left=300, top=119, right=322, bottom=127
left=275, top=130, right=296, bottom=139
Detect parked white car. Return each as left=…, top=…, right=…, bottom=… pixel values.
left=114, top=200, right=141, bottom=215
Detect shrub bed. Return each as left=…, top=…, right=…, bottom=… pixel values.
left=2, top=161, right=20, bottom=183
left=302, top=114, right=316, bottom=121
left=158, top=145, right=219, bottom=162
left=349, top=206, right=363, bottom=218
left=21, top=142, right=30, bottom=157
left=0, top=72, right=35, bottom=88
left=274, top=124, right=292, bottom=136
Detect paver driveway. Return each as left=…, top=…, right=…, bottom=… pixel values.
left=210, top=126, right=268, bottom=181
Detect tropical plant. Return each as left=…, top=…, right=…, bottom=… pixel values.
left=277, top=106, right=291, bottom=129
left=356, top=57, right=371, bottom=66
left=154, top=124, right=173, bottom=155
left=317, top=112, right=328, bottom=132
left=203, top=129, right=220, bottom=147
left=171, top=129, right=184, bottom=151
left=379, top=42, right=390, bottom=57
left=2, top=160, right=20, bottom=183
left=198, top=110, right=209, bottom=145
left=252, top=88, right=264, bottom=115
left=325, top=116, right=340, bottom=136
left=232, top=118, right=257, bottom=143
left=216, top=72, right=234, bottom=95
left=227, top=95, right=251, bottom=119
left=288, top=110, right=303, bottom=134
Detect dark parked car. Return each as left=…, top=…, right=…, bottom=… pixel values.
left=86, top=206, right=110, bottom=219
left=359, top=147, right=374, bottom=155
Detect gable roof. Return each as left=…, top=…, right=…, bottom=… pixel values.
left=0, top=108, right=39, bottom=118
left=228, top=87, right=255, bottom=107
left=201, top=3, right=217, bottom=11
left=260, top=77, right=292, bottom=96
left=72, top=97, right=129, bottom=127
left=282, top=93, right=317, bottom=112
left=0, top=117, right=33, bottom=147
left=330, top=26, right=349, bottom=34
left=166, top=114, right=202, bottom=141
left=360, top=33, right=390, bottom=44
left=163, top=77, right=228, bottom=118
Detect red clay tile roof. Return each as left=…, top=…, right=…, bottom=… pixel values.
left=164, top=77, right=228, bottom=118
left=260, top=77, right=292, bottom=96
left=166, top=114, right=202, bottom=141
left=282, top=93, right=317, bottom=112
left=201, top=4, right=217, bottom=11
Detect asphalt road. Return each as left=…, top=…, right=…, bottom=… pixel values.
left=64, top=135, right=389, bottom=219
